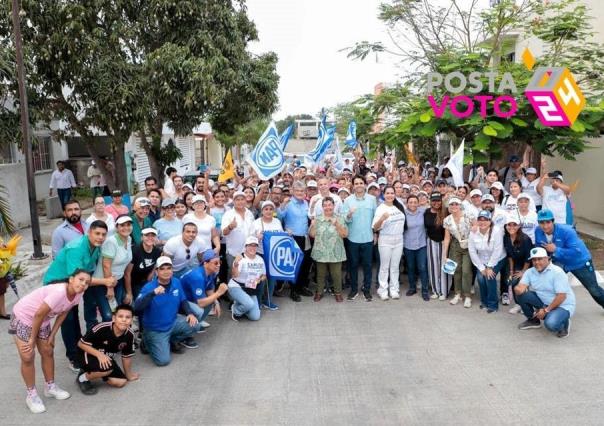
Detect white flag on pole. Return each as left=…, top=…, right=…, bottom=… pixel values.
left=445, top=139, right=465, bottom=187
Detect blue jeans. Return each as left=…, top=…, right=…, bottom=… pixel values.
left=256, top=278, right=276, bottom=306
left=516, top=290, right=570, bottom=332
left=404, top=246, right=429, bottom=295
left=476, top=258, right=507, bottom=311
left=187, top=301, right=211, bottom=332
left=83, top=285, right=114, bottom=332
left=347, top=241, right=373, bottom=293
left=228, top=285, right=260, bottom=321
left=570, top=261, right=604, bottom=308
left=60, top=305, right=82, bottom=364
left=143, top=316, right=195, bottom=366
left=57, top=188, right=72, bottom=208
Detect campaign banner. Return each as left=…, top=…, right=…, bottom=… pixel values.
left=262, top=231, right=303, bottom=283
left=247, top=121, right=286, bottom=180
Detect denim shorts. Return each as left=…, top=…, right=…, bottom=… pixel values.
left=8, top=316, right=51, bottom=342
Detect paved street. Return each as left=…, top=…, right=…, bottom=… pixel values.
left=1, top=284, right=604, bottom=425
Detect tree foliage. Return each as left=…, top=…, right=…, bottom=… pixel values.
left=341, top=0, right=604, bottom=165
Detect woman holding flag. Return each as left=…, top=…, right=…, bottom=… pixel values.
left=253, top=201, right=283, bottom=310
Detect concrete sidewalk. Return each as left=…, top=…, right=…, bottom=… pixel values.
left=1, top=287, right=603, bottom=425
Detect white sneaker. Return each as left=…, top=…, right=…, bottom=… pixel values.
left=44, top=384, right=70, bottom=400
left=379, top=294, right=389, bottom=301
left=450, top=294, right=461, bottom=305
left=470, top=286, right=475, bottom=295
left=26, top=394, right=46, bottom=414
left=508, top=305, right=522, bottom=314
left=391, top=293, right=400, bottom=300
left=502, top=293, right=510, bottom=305
left=463, top=297, right=472, bottom=308
left=438, top=294, right=446, bottom=301
left=201, top=321, right=210, bottom=328
left=430, top=293, right=438, bottom=299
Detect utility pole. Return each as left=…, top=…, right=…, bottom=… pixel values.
left=11, top=0, right=46, bottom=259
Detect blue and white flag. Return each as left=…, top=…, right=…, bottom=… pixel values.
left=262, top=231, right=303, bottom=282
left=247, top=121, right=285, bottom=180
left=279, top=124, right=294, bottom=150
left=333, top=135, right=344, bottom=173
left=308, top=114, right=335, bottom=163
left=344, top=121, right=358, bottom=149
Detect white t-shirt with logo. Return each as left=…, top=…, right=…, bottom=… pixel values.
left=521, top=176, right=542, bottom=206
left=252, top=218, right=283, bottom=255
left=221, top=209, right=255, bottom=257
left=502, top=193, right=536, bottom=213
left=372, top=204, right=405, bottom=246
left=182, top=213, right=215, bottom=250
left=228, top=254, right=266, bottom=289
left=517, top=210, right=538, bottom=243
left=542, top=186, right=568, bottom=224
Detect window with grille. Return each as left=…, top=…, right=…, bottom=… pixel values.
left=0, top=143, right=15, bottom=164
left=32, top=136, right=52, bottom=171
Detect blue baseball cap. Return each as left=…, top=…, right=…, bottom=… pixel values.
left=202, top=249, right=218, bottom=263
left=537, top=209, right=555, bottom=222
left=477, top=210, right=492, bottom=220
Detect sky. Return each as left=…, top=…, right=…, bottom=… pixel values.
left=246, top=0, right=402, bottom=120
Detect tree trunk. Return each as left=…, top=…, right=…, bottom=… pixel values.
left=139, top=129, right=164, bottom=186
left=111, top=138, right=130, bottom=193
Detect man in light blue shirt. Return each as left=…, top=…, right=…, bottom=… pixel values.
left=514, top=247, right=575, bottom=338
left=342, top=175, right=376, bottom=301
left=51, top=200, right=89, bottom=258
left=278, top=181, right=312, bottom=301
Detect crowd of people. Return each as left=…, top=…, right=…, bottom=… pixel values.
left=8, top=150, right=604, bottom=414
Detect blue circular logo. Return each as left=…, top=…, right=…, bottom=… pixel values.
left=270, top=236, right=298, bottom=276
left=255, top=129, right=282, bottom=170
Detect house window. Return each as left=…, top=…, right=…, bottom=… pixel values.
left=0, top=144, right=15, bottom=164
left=32, top=136, right=52, bottom=171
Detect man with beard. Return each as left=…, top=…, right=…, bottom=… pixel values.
left=49, top=160, right=77, bottom=209
left=51, top=200, right=89, bottom=258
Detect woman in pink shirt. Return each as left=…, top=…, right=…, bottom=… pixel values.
left=9, top=269, right=90, bottom=414
left=105, top=190, right=129, bottom=220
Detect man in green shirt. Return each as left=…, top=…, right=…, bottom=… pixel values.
left=130, top=197, right=153, bottom=245
left=43, top=220, right=114, bottom=372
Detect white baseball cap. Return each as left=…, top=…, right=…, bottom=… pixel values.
left=491, top=181, right=505, bottom=191
left=232, top=191, right=246, bottom=199
left=156, top=256, right=173, bottom=268
left=505, top=215, right=519, bottom=225
left=307, top=181, right=318, bottom=188
left=142, top=227, right=158, bottom=235
left=378, top=177, right=387, bottom=185
left=136, top=197, right=151, bottom=207
left=367, top=182, right=380, bottom=190
left=481, top=194, right=495, bottom=203
left=115, top=215, right=133, bottom=225
left=517, top=193, right=531, bottom=201
left=529, top=247, right=549, bottom=259
left=191, top=195, right=206, bottom=205
left=261, top=200, right=275, bottom=209
left=245, top=236, right=259, bottom=246
left=470, top=189, right=483, bottom=198
left=448, top=197, right=462, bottom=205
left=526, top=167, right=537, bottom=175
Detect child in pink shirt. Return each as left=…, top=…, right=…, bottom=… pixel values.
left=9, top=269, right=90, bottom=414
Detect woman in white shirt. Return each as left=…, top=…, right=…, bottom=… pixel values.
left=253, top=201, right=283, bottom=310
left=86, top=196, right=115, bottom=236
left=372, top=186, right=406, bottom=300
left=228, top=236, right=266, bottom=321
left=516, top=193, right=538, bottom=243
left=468, top=210, right=507, bottom=313
left=183, top=195, right=220, bottom=254
left=502, top=181, right=536, bottom=212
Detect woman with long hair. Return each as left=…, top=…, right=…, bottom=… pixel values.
left=469, top=210, right=507, bottom=313
left=489, top=182, right=505, bottom=206
left=174, top=198, right=188, bottom=221
left=210, top=189, right=230, bottom=284
left=442, top=197, right=475, bottom=307
left=183, top=195, right=220, bottom=253
left=424, top=192, right=451, bottom=300
left=183, top=191, right=195, bottom=212
left=503, top=215, right=533, bottom=314
left=403, top=195, right=430, bottom=300
left=372, top=186, right=406, bottom=300
left=253, top=201, right=283, bottom=309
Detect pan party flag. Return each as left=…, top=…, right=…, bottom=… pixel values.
left=262, top=231, right=303, bottom=282
left=218, top=149, right=235, bottom=182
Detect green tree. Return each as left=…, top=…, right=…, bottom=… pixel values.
left=214, top=117, right=270, bottom=149
left=276, top=114, right=313, bottom=134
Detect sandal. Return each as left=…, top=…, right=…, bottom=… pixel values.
left=0, top=314, right=10, bottom=320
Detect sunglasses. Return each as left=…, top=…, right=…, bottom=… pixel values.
left=186, top=248, right=191, bottom=260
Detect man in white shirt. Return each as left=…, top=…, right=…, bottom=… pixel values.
left=163, top=167, right=178, bottom=199
left=221, top=191, right=255, bottom=277
left=163, top=222, right=206, bottom=278
left=537, top=164, right=573, bottom=225
left=520, top=167, right=542, bottom=209
left=49, top=160, right=77, bottom=208
left=308, top=177, right=342, bottom=219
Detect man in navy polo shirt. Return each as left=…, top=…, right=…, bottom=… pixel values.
left=134, top=256, right=199, bottom=366
left=181, top=250, right=229, bottom=332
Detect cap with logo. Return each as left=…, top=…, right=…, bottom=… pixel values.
left=529, top=247, right=549, bottom=259
left=526, top=167, right=537, bottom=175
left=191, top=195, right=206, bottom=205
left=202, top=249, right=219, bottom=263
left=156, top=256, right=173, bottom=268
left=111, top=190, right=122, bottom=197
left=377, top=177, right=387, bottom=185
left=161, top=198, right=176, bottom=208
left=470, top=189, right=483, bottom=198
left=307, top=181, right=318, bottom=188
left=448, top=197, right=462, bottom=205
left=142, top=227, right=158, bottom=235
left=547, top=170, right=564, bottom=182
left=537, top=209, right=555, bottom=222
left=481, top=194, right=495, bottom=203
left=430, top=192, right=442, bottom=201
left=490, top=181, right=505, bottom=191
left=477, top=210, right=493, bottom=220
left=136, top=197, right=151, bottom=207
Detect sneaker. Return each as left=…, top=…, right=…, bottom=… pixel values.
left=44, top=384, right=70, bottom=400
left=449, top=294, right=461, bottom=305
left=405, top=289, right=416, bottom=296
left=508, top=305, right=522, bottom=314
left=363, top=291, right=373, bottom=302
left=470, top=286, right=475, bottom=295
left=347, top=291, right=358, bottom=301
left=557, top=320, right=571, bottom=338
left=463, top=297, right=472, bottom=308
left=438, top=294, right=446, bottom=301
left=262, top=302, right=279, bottom=311
left=26, top=394, right=46, bottom=414
left=422, top=293, right=430, bottom=301
left=502, top=293, right=510, bottom=305
left=77, top=374, right=97, bottom=396
left=181, top=337, right=199, bottom=349
left=209, top=306, right=217, bottom=316
left=391, top=293, right=400, bottom=300
left=518, top=318, right=542, bottom=330
left=486, top=308, right=497, bottom=314
left=231, top=310, right=244, bottom=322
left=170, top=342, right=184, bottom=354
left=430, top=293, right=438, bottom=299
left=67, top=360, right=81, bottom=374
left=201, top=321, right=210, bottom=328
left=379, top=294, right=389, bottom=301
left=335, top=293, right=344, bottom=303
left=196, top=326, right=207, bottom=334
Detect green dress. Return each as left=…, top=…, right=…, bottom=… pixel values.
left=311, top=215, right=347, bottom=263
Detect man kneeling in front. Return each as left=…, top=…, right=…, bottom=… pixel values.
left=514, top=247, right=575, bottom=338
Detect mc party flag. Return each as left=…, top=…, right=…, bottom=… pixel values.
left=344, top=121, right=358, bottom=149
left=218, top=149, right=235, bottom=182
left=247, top=121, right=286, bottom=180
left=444, top=139, right=465, bottom=187
left=261, top=231, right=303, bottom=282
left=280, top=124, right=294, bottom=150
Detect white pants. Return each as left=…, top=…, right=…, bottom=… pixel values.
left=377, top=243, right=403, bottom=297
